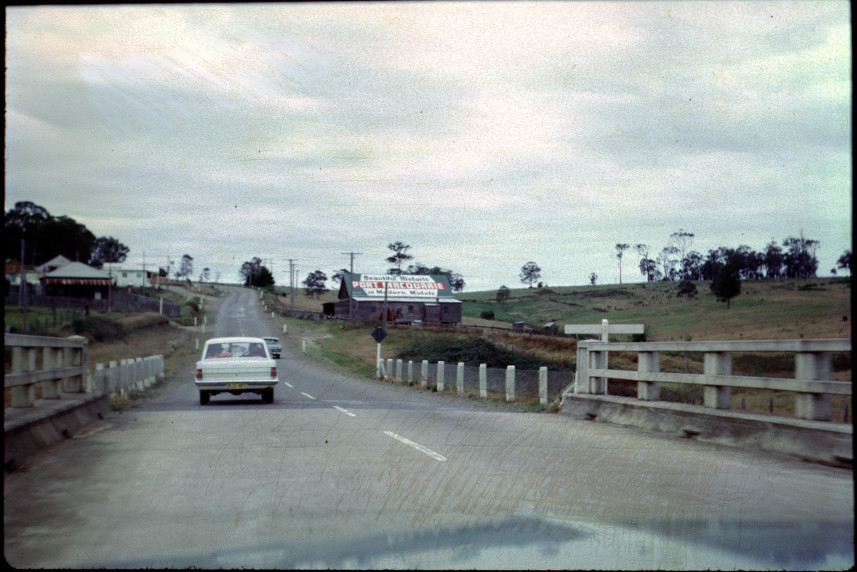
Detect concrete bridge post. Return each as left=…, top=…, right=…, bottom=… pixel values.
left=506, top=365, right=515, bottom=401
left=575, top=342, right=590, bottom=394
left=42, top=347, right=62, bottom=399
left=10, top=347, right=35, bottom=407
left=539, top=367, right=548, bottom=405
left=637, top=351, right=661, bottom=401
left=395, top=359, right=402, bottom=381
left=795, top=352, right=832, bottom=421
left=421, top=360, right=428, bottom=387
left=590, top=345, right=608, bottom=395
left=436, top=361, right=445, bottom=392
left=703, top=352, right=732, bottom=409
left=407, top=360, right=413, bottom=382
left=457, top=362, right=464, bottom=394
left=479, top=364, right=487, bottom=398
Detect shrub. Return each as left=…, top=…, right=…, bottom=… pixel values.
left=480, top=310, right=495, bottom=320
left=71, top=316, right=126, bottom=342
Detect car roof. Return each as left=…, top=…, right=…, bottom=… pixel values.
left=204, top=337, right=266, bottom=345
left=263, top=337, right=279, bottom=341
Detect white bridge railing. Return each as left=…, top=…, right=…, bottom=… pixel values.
left=573, top=338, right=851, bottom=421
left=4, top=333, right=164, bottom=407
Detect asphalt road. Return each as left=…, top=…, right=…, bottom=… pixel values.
left=4, top=287, right=854, bottom=569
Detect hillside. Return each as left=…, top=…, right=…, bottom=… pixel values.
left=278, top=278, right=851, bottom=341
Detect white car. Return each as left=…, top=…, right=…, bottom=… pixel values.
left=195, top=336, right=279, bottom=405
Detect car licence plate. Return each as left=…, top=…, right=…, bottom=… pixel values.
left=227, top=382, right=247, bottom=390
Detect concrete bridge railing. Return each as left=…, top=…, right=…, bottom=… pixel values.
left=572, top=338, right=851, bottom=422
left=4, top=333, right=164, bottom=407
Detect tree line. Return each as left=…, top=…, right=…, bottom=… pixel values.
left=5, top=201, right=130, bottom=269
left=619, top=229, right=851, bottom=283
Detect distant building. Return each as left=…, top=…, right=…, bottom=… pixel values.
left=323, top=272, right=462, bottom=326
left=110, top=267, right=158, bottom=289
left=40, top=262, right=112, bottom=301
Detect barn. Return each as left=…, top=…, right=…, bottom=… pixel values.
left=323, top=272, right=462, bottom=326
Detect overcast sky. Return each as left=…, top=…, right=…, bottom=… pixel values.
left=5, top=2, right=851, bottom=291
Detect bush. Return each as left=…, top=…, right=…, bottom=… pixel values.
left=480, top=310, right=495, bottom=320
left=71, top=316, right=126, bottom=342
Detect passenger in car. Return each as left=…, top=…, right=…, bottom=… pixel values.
left=249, top=343, right=266, bottom=357
left=206, top=344, right=222, bottom=358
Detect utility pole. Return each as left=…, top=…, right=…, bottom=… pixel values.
left=342, top=252, right=361, bottom=324
left=287, top=259, right=296, bottom=312
left=19, top=239, right=27, bottom=311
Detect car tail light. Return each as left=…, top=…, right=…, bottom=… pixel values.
left=271, top=366, right=277, bottom=378
left=196, top=368, right=203, bottom=380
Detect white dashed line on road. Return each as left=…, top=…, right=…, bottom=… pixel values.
left=383, top=431, right=447, bottom=462
left=284, top=382, right=293, bottom=388
left=332, top=406, right=356, bottom=417
left=301, top=392, right=316, bottom=400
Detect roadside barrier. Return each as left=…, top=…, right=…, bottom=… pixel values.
left=377, top=358, right=571, bottom=404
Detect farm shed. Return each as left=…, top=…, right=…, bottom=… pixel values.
left=323, top=272, right=462, bottom=326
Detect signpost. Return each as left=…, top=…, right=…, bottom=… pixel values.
left=371, top=326, right=387, bottom=377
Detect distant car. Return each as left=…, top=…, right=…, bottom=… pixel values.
left=410, top=320, right=424, bottom=327
left=263, top=336, right=282, bottom=359
left=195, top=337, right=278, bottom=405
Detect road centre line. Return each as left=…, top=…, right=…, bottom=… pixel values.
left=332, top=406, right=356, bottom=417
left=301, top=392, right=316, bottom=400
left=284, top=382, right=293, bottom=388
left=383, top=431, right=447, bottom=462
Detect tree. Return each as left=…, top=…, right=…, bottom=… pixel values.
left=636, top=244, right=653, bottom=282
left=837, top=250, right=852, bottom=276
left=36, top=215, right=96, bottom=263
left=781, top=234, right=819, bottom=279
left=658, top=246, right=680, bottom=281
left=4, top=201, right=51, bottom=263
left=404, top=263, right=465, bottom=292
left=763, top=241, right=784, bottom=279
left=331, top=268, right=349, bottom=285
left=240, top=257, right=274, bottom=288
left=302, top=270, right=328, bottom=298
left=676, top=280, right=698, bottom=299
left=670, top=228, right=695, bottom=276
left=589, top=273, right=598, bottom=286
left=615, top=243, right=630, bottom=284
left=710, top=263, right=741, bottom=308
left=386, top=241, right=413, bottom=275
left=177, top=254, right=194, bottom=282
left=639, top=258, right=661, bottom=282
left=90, top=236, right=129, bottom=269
left=519, top=261, right=541, bottom=288
left=496, top=285, right=510, bottom=310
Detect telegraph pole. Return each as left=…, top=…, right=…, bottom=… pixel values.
left=342, top=252, right=361, bottom=324
left=287, top=259, right=296, bottom=312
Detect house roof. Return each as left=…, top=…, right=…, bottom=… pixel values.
left=35, top=254, right=72, bottom=272
left=338, top=272, right=460, bottom=303
left=40, top=262, right=112, bottom=285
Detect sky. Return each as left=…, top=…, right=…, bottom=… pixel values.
left=4, top=2, right=852, bottom=291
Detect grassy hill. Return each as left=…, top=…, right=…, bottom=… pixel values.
left=275, top=278, right=851, bottom=341
left=457, top=278, right=852, bottom=341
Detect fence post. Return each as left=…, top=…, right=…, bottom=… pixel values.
left=539, top=367, right=548, bottom=405
left=794, top=352, right=832, bottom=421
left=703, top=352, right=732, bottom=409
left=479, top=364, right=487, bottom=398
left=135, top=357, right=145, bottom=391
left=108, top=360, right=118, bottom=398
left=437, top=361, right=445, bottom=392
left=506, top=365, right=515, bottom=401
left=456, top=362, right=465, bottom=394
left=387, top=359, right=394, bottom=380
left=421, top=360, right=428, bottom=387
left=637, top=351, right=661, bottom=401
left=395, top=359, right=403, bottom=381
left=407, top=360, right=413, bottom=382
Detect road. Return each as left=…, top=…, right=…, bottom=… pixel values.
left=4, top=287, right=853, bottom=569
